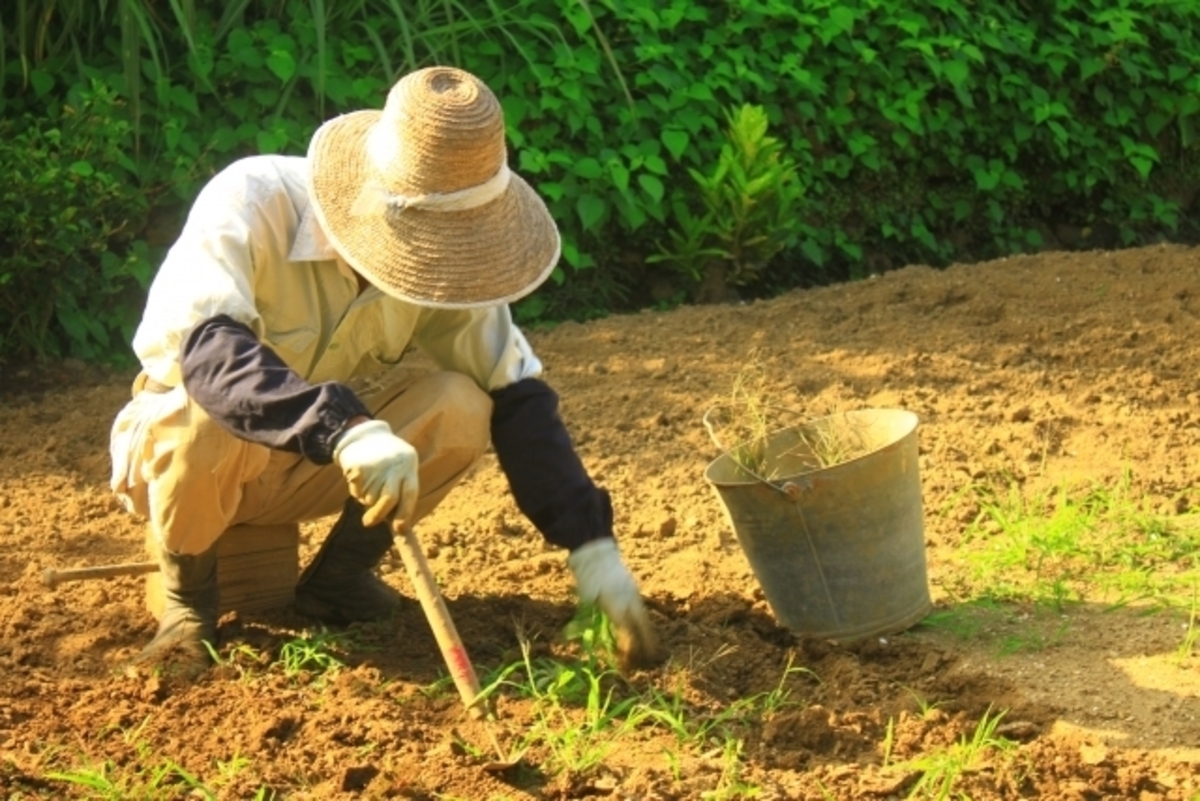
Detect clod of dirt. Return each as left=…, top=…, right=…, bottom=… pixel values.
left=763, top=704, right=835, bottom=751
left=341, top=765, right=379, bottom=792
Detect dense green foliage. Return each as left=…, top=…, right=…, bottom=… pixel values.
left=0, top=82, right=152, bottom=361
left=2, top=0, right=1198, bottom=362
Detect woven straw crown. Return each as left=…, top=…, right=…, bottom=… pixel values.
left=308, top=66, right=560, bottom=308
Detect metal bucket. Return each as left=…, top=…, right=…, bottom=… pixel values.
left=704, top=408, right=931, bottom=641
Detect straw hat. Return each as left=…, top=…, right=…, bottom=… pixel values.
left=308, top=66, right=560, bottom=308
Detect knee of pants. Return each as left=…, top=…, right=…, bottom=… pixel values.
left=147, top=396, right=265, bottom=485
left=140, top=395, right=270, bottom=554
left=374, top=371, right=493, bottom=471
left=423, top=371, right=493, bottom=455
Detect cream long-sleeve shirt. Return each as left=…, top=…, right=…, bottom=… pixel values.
left=132, top=154, right=543, bottom=393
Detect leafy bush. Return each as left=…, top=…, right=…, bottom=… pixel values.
left=2, top=0, right=1199, bottom=360
left=582, top=0, right=1200, bottom=285
left=0, top=81, right=152, bottom=363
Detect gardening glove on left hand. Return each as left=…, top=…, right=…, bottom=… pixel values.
left=568, top=537, right=664, bottom=671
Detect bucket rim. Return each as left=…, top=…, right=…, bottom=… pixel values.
left=703, top=407, right=919, bottom=489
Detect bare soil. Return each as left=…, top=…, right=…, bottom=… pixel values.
left=3, top=244, right=1200, bottom=799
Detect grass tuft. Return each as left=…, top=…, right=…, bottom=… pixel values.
left=902, top=707, right=1015, bottom=801
left=949, top=473, right=1200, bottom=611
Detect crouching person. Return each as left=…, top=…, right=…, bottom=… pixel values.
left=108, top=66, right=662, bottom=675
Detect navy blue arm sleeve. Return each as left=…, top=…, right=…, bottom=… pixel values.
left=489, top=378, right=612, bottom=551
left=180, top=314, right=371, bottom=465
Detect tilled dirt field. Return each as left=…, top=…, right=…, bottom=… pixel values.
left=2, top=244, right=1200, bottom=799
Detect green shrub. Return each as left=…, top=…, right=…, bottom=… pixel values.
left=649, top=104, right=804, bottom=303
left=0, top=81, right=153, bottom=363
left=452, top=0, right=1200, bottom=304
left=2, top=0, right=1199, bottom=349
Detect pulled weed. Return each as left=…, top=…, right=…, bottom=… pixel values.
left=708, top=351, right=869, bottom=481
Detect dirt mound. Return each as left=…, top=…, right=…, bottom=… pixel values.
left=3, top=244, right=1200, bottom=798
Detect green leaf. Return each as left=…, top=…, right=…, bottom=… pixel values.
left=800, top=239, right=825, bottom=266
left=973, top=166, right=1001, bottom=191
left=513, top=294, right=548, bottom=325
left=638, top=174, right=665, bottom=204
left=69, top=161, right=95, bottom=177
left=502, top=95, right=528, bottom=130
left=56, top=305, right=90, bottom=347
left=577, top=193, right=606, bottom=231
left=1080, top=58, right=1106, bottom=81
left=847, top=132, right=876, bottom=157
left=1147, top=112, right=1173, bottom=137
left=1047, top=120, right=1069, bottom=144
left=942, top=60, right=969, bottom=88
left=267, top=49, right=297, bottom=82
left=614, top=193, right=648, bottom=230
left=256, top=129, right=289, bottom=154
left=560, top=237, right=595, bottom=270
left=30, top=70, right=54, bottom=98
left=169, top=85, right=200, bottom=115
left=608, top=161, right=630, bottom=193
left=643, top=155, right=668, bottom=176
left=829, top=7, right=855, bottom=34
left=573, top=157, right=604, bottom=180
left=662, top=130, right=690, bottom=161
left=826, top=106, right=854, bottom=127
left=838, top=240, right=863, bottom=260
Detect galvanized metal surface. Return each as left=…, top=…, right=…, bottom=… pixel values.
left=705, top=408, right=932, bottom=641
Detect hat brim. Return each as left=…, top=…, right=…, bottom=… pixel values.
left=308, top=110, right=561, bottom=309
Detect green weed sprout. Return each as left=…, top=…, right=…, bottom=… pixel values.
left=700, top=737, right=761, bottom=800
left=902, top=707, right=1015, bottom=800
left=956, top=475, right=1200, bottom=611
left=277, top=629, right=350, bottom=679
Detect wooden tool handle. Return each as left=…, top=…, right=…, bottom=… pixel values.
left=391, top=521, right=485, bottom=718
left=42, top=560, right=159, bottom=589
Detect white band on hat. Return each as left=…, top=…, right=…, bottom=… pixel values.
left=349, top=165, right=511, bottom=218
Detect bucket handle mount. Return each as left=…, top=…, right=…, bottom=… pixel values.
left=702, top=405, right=813, bottom=499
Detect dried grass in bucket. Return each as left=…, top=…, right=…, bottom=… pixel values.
left=705, top=354, right=872, bottom=482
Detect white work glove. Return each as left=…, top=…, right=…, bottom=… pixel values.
left=333, top=420, right=419, bottom=528
left=568, top=538, right=663, bottom=671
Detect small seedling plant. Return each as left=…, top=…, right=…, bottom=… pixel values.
left=901, top=707, right=1017, bottom=801
left=467, top=609, right=814, bottom=794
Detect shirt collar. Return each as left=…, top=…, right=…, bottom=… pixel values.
left=288, top=203, right=340, bottom=262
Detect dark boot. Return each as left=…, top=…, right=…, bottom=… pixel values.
left=294, top=499, right=403, bottom=625
left=135, top=545, right=219, bottom=675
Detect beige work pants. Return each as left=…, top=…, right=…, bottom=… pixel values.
left=109, top=369, right=492, bottom=554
